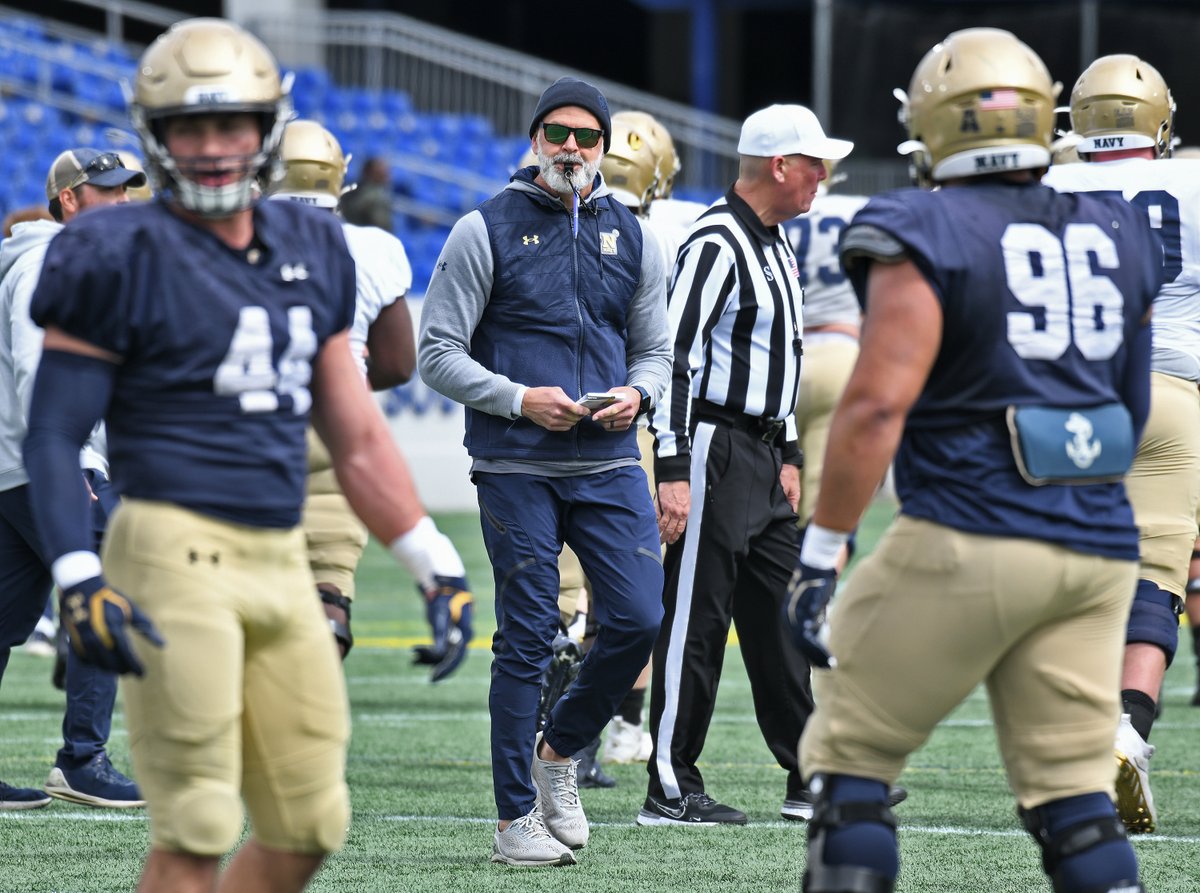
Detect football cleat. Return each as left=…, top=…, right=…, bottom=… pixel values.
left=1114, top=713, right=1156, bottom=834
left=604, top=716, right=652, bottom=764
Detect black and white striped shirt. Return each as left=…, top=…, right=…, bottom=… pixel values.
left=650, top=187, right=805, bottom=479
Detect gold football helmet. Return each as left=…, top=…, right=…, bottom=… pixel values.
left=625, top=111, right=681, bottom=200
left=1069, top=54, right=1174, bottom=158
left=897, top=28, right=1059, bottom=186
left=115, top=152, right=153, bottom=202
left=130, top=17, right=293, bottom=217
left=1049, top=133, right=1084, bottom=166
left=601, top=111, right=665, bottom=213
left=271, top=120, right=349, bottom=209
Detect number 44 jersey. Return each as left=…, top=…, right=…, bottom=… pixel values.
left=840, top=180, right=1164, bottom=559
left=30, top=199, right=356, bottom=529
left=1043, top=157, right=1200, bottom=384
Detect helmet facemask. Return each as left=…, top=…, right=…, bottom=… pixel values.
left=129, top=18, right=294, bottom=218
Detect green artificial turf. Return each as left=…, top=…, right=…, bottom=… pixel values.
left=2, top=502, right=1198, bottom=891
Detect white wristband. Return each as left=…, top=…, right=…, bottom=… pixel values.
left=799, top=524, right=849, bottom=571
left=52, top=551, right=103, bottom=591
left=389, top=516, right=466, bottom=591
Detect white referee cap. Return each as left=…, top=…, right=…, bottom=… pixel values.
left=737, top=104, right=853, bottom=161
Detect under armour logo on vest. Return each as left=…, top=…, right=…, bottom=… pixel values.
left=522, top=235, right=540, bottom=245
left=280, top=263, right=309, bottom=282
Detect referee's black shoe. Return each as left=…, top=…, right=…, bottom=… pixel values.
left=781, top=785, right=908, bottom=822
left=636, top=792, right=747, bottom=826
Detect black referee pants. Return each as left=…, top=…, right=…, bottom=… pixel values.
left=646, top=420, right=814, bottom=803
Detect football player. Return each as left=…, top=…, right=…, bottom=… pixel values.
left=782, top=162, right=868, bottom=535
left=785, top=28, right=1158, bottom=893
left=268, top=120, right=474, bottom=679
left=22, top=18, right=439, bottom=892
left=1042, top=54, right=1197, bottom=835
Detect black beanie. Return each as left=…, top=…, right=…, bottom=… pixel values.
left=528, top=77, right=612, bottom=153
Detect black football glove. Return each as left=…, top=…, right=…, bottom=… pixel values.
left=60, top=576, right=164, bottom=677
left=412, top=575, right=474, bottom=682
left=782, top=561, right=838, bottom=669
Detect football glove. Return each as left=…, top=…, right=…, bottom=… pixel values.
left=412, top=575, right=474, bottom=682
left=782, top=561, right=838, bottom=669
left=60, top=576, right=164, bottom=677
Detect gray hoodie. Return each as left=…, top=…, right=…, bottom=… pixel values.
left=0, top=219, right=106, bottom=492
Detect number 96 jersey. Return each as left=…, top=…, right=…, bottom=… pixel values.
left=30, top=199, right=355, bottom=529
left=1043, top=158, right=1200, bottom=383
left=840, top=181, right=1163, bottom=559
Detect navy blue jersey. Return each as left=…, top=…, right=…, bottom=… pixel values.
left=842, top=181, right=1162, bottom=559
left=30, top=200, right=355, bottom=528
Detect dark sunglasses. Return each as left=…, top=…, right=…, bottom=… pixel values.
left=66, top=152, right=125, bottom=191
left=541, top=123, right=603, bottom=149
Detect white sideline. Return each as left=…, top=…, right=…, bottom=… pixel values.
left=5, top=811, right=1198, bottom=844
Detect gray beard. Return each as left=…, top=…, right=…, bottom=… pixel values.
left=538, top=147, right=600, bottom=196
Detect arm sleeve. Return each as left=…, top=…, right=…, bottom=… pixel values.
left=417, top=211, right=525, bottom=419
left=624, top=220, right=671, bottom=402
left=24, top=350, right=117, bottom=567
left=650, top=237, right=737, bottom=482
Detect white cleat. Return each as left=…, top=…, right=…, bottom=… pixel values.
left=604, top=717, right=652, bottom=764
left=1114, top=713, right=1156, bottom=834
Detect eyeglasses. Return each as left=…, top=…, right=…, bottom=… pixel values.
left=541, top=123, right=603, bottom=149
left=65, top=152, right=124, bottom=191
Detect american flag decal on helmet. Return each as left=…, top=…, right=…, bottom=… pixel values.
left=979, top=89, right=1019, bottom=110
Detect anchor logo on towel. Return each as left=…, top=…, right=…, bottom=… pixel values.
left=1065, top=412, right=1102, bottom=469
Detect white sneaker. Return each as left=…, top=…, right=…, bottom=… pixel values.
left=1114, top=713, right=1156, bottom=834
left=604, top=716, right=652, bottom=764
left=531, top=732, right=589, bottom=849
left=23, top=615, right=57, bottom=658
left=491, top=810, right=575, bottom=866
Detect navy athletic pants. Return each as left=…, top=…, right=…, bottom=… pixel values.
left=0, top=474, right=118, bottom=766
left=475, top=467, right=664, bottom=820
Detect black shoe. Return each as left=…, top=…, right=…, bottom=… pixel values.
left=573, top=737, right=616, bottom=789
left=637, top=792, right=747, bottom=826
left=782, top=785, right=907, bottom=822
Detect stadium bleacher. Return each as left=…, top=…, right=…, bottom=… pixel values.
left=0, top=14, right=538, bottom=292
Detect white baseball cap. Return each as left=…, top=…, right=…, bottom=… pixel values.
left=737, top=104, right=854, bottom=160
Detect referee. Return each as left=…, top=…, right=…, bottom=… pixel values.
left=638, top=105, right=853, bottom=826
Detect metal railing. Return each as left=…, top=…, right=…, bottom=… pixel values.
left=246, top=11, right=745, bottom=196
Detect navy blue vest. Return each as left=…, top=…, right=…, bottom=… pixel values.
left=468, top=175, right=645, bottom=460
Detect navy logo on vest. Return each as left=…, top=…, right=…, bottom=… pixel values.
left=600, top=229, right=620, bottom=256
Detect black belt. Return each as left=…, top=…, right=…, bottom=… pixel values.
left=693, top=399, right=785, bottom=443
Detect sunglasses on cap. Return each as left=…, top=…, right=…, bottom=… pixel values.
left=65, top=152, right=125, bottom=191
left=541, top=123, right=603, bottom=149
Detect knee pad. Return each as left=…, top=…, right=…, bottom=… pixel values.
left=1126, top=580, right=1183, bottom=665
left=802, top=778, right=897, bottom=893
left=1021, top=797, right=1142, bottom=893
left=319, top=585, right=353, bottom=659
left=157, top=782, right=244, bottom=856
